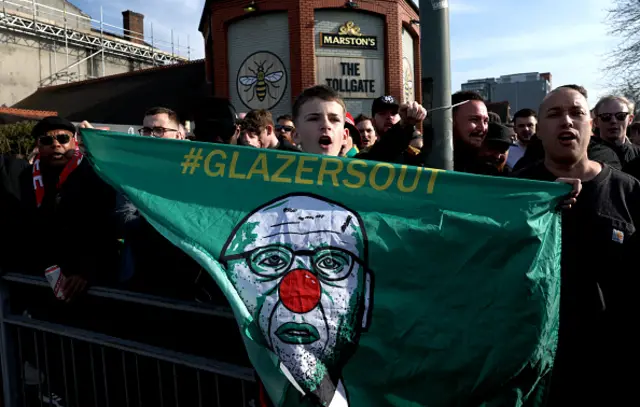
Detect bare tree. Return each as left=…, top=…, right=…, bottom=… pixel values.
left=607, top=0, right=640, bottom=80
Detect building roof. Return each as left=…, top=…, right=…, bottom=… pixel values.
left=0, top=107, right=57, bottom=119
left=199, top=0, right=419, bottom=32
left=12, top=60, right=208, bottom=125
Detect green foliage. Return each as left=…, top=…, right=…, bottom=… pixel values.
left=0, top=121, right=37, bottom=157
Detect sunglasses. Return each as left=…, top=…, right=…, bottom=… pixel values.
left=598, top=112, right=629, bottom=122
left=275, top=125, right=294, bottom=132
left=38, top=133, right=72, bottom=146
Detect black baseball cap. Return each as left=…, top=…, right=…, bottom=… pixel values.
left=485, top=123, right=513, bottom=148
left=372, top=95, right=399, bottom=116
left=31, top=116, right=76, bottom=139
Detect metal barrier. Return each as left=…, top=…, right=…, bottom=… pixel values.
left=0, top=272, right=257, bottom=407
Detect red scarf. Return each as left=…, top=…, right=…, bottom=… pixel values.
left=32, top=150, right=84, bottom=207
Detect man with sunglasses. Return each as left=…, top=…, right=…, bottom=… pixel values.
left=240, top=110, right=299, bottom=152
left=8, top=117, right=120, bottom=300
left=592, top=95, right=640, bottom=168
left=276, top=114, right=296, bottom=146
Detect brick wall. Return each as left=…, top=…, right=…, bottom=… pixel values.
left=122, top=11, right=145, bottom=45
left=203, top=0, right=420, bottom=106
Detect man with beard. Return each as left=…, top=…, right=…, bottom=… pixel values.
left=371, top=95, right=401, bottom=138
left=592, top=95, right=640, bottom=167
left=452, top=91, right=490, bottom=172
left=468, top=122, right=512, bottom=176
left=513, top=85, right=640, bottom=406
left=354, top=114, right=377, bottom=151
left=507, top=108, right=537, bottom=169
left=220, top=194, right=373, bottom=407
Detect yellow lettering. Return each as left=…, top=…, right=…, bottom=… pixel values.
left=271, top=154, right=295, bottom=183
left=246, top=153, right=270, bottom=181
left=343, top=160, right=367, bottom=189
left=370, top=163, right=395, bottom=191
left=397, top=166, right=422, bottom=193
left=427, top=169, right=441, bottom=194
left=317, top=158, right=344, bottom=187
left=229, top=151, right=246, bottom=179
left=295, top=156, right=318, bottom=185
left=203, top=149, right=226, bottom=177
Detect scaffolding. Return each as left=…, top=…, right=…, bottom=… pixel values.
left=0, top=0, right=191, bottom=86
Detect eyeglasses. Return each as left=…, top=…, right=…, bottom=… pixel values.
left=138, top=126, right=178, bottom=138
left=598, top=112, right=630, bottom=122
left=220, top=244, right=362, bottom=282
left=275, top=125, right=294, bottom=132
left=38, top=133, right=72, bottom=146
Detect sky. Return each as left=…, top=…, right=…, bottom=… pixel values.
left=69, top=0, right=619, bottom=104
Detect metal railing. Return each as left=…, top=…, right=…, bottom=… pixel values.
left=0, top=272, right=257, bottom=407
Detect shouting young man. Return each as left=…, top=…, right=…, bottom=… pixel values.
left=513, top=85, right=640, bottom=406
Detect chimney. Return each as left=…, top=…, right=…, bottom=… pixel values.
left=122, top=10, right=145, bottom=45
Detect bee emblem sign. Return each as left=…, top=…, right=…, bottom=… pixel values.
left=237, top=51, right=288, bottom=110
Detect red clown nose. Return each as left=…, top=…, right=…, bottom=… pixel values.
left=279, top=269, right=321, bottom=314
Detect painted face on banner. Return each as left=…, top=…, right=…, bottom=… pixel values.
left=221, top=194, right=372, bottom=393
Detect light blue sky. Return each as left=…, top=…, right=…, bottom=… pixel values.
left=72, top=0, right=618, bottom=104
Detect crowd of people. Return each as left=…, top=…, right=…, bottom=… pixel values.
left=1, top=82, right=639, bottom=406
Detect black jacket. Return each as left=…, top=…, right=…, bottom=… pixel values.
left=0, top=155, right=30, bottom=272
left=593, top=137, right=640, bottom=168
left=11, top=158, right=119, bottom=282
left=513, top=135, right=622, bottom=171
left=115, top=193, right=206, bottom=300
left=356, top=124, right=422, bottom=165
left=276, top=139, right=301, bottom=153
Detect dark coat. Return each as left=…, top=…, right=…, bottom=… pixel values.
left=12, top=158, right=119, bottom=282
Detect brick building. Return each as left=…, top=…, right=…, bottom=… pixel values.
left=199, top=0, right=420, bottom=118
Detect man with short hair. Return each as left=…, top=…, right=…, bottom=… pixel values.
left=513, top=85, right=622, bottom=172
left=275, top=114, right=296, bottom=145
left=507, top=108, right=538, bottom=169
left=241, top=109, right=297, bottom=151
left=592, top=95, right=640, bottom=167
left=354, top=114, right=377, bottom=150
left=140, top=107, right=185, bottom=140
left=292, top=85, right=425, bottom=159
left=292, top=85, right=350, bottom=156
left=451, top=91, right=490, bottom=172
left=513, top=86, right=640, bottom=406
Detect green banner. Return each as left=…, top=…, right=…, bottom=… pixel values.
left=82, top=129, right=565, bottom=407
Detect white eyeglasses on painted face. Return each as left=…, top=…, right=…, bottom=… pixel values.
left=221, top=244, right=362, bottom=282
